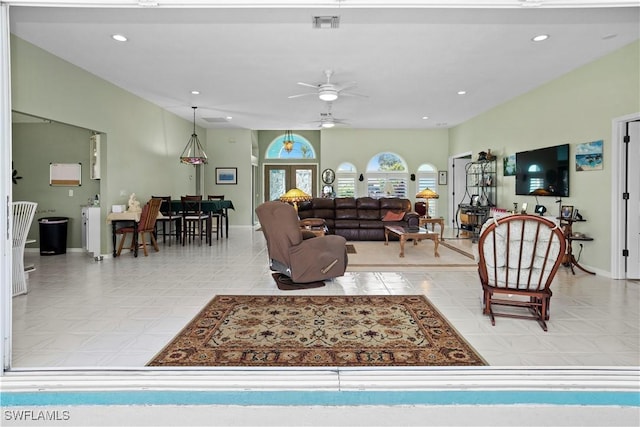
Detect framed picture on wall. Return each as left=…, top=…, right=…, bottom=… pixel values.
left=215, top=167, right=237, bottom=185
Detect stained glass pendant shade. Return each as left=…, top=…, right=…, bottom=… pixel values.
left=180, top=106, right=208, bottom=165
left=283, top=130, right=294, bottom=153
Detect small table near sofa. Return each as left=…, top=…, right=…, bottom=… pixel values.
left=419, top=216, right=445, bottom=240
left=384, top=225, right=440, bottom=258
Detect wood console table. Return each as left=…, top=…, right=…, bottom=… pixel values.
left=560, top=217, right=595, bottom=275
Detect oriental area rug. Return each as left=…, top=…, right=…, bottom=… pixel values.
left=147, top=295, right=486, bottom=367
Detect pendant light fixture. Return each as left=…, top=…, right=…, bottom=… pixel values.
left=282, top=130, right=295, bottom=153
left=180, top=106, right=208, bottom=165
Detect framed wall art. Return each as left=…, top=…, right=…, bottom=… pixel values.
left=215, top=167, right=237, bottom=185
left=575, top=140, right=603, bottom=171
left=503, top=154, right=516, bottom=176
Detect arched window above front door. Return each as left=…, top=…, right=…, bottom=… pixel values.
left=265, top=133, right=316, bottom=159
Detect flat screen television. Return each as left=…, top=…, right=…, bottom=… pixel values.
left=515, top=144, right=570, bottom=197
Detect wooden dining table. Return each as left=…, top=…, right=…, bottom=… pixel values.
left=169, top=199, right=234, bottom=239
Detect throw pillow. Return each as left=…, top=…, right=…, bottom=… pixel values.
left=382, top=210, right=405, bottom=222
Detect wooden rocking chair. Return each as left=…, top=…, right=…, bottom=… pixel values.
left=477, top=214, right=566, bottom=331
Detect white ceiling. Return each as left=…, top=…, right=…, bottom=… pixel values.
left=8, top=1, right=640, bottom=130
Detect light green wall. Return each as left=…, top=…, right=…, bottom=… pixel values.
left=11, top=35, right=201, bottom=253
left=320, top=128, right=450, bottom=217
left=449, top=40, right=640, bottom=272
left=12, top=121, right=100, bottom=247
left=203, top=128, right=254, bottom=226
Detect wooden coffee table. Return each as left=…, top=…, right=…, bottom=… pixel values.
left=384, top=225, right=439, bottom=258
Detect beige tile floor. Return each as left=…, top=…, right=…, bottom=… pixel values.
left=10, top=226, right=639, bottom=369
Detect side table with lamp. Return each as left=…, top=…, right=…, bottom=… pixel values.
left=279, top=188, right=327, bottom=237
left=416, top=188, right=445, bottom=240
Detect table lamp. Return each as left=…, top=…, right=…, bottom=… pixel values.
left=415, top=188, right=439, bottom=218
left=279, top=188, right=312, bottom=212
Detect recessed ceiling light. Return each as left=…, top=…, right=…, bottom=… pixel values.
left=226, top=116, right=233, bottom=120
left=422, top=116, right=429, bottom=120
left=457, top=91, right=467, bottom=95
left=532, top=34, right=549, bottom=42
left=111, top=34, right=128, bottom=42
left=191, top=90, right=200, bottom=95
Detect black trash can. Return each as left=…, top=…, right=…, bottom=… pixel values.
left=39, top=217, right=69, bottom=255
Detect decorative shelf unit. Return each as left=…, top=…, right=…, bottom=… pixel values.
left=457, top=159, right=496, bottom=240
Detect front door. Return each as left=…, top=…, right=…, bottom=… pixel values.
left=265, top=165, right=317, bottom=201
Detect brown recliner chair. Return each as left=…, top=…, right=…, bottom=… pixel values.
left=256, top=201, right=348, bottom=290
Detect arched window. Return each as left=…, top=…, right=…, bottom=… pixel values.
left=365, top=152, right=408, bottom=198
left=335, top=162, right=357, bottom=197
left=265, top=133, right=316, bottom=159
left=416, top=163, right=439, bottom=217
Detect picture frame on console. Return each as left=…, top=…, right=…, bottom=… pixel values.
left=561, top=205, right=574, bottom=220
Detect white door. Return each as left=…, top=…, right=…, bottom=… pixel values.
left=627, top=121, right=640, bottom=279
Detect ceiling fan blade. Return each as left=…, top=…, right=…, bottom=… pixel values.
left=288, top=93, right=317, bottom=99
left=335, top=82, right=358, bottom=92
left=340, top=91, right=368, bottom=98
left=297, top=82, right=319, bottom=89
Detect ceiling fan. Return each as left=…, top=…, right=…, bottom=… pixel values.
left=313, top=103, right=349, bottom=128
left=288, top=69, right=366, bottom=102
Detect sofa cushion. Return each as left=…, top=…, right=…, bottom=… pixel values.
left=360, top=220, right=383, bottom=229
left=380, top=198, right=410, bottom=211
left=313, top=198, right=335, bottom=209
left=314, top=209, right=335, bottom=219
left=335, top=197, right=357, bottom=209
left=358, top=209, right=381, bottom=221
left=356, top=197, right=380, bottom=210
left=334, top=219, right=360, bottom=229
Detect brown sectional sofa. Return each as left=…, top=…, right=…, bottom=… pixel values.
left=297, top=197, right=419, bottom=241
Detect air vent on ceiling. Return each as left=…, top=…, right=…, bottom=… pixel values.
left=202, top=117, right=229, bottom=123
left=313, top=16, right=340, bottom=29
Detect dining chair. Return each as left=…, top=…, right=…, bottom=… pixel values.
left=181, top=195, right=209, bottom=245
left=116, top=198, right=162, bottom=257
left=12, top=201, right=38, bottom=297
left=207, top=195, right=225, bottom=240
left=152, top=195, right=181, bottom=246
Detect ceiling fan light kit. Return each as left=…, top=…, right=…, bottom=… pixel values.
left=318, top=88, right=338, bottom=102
